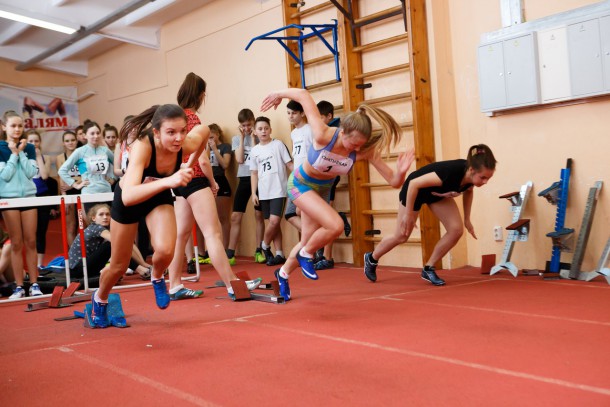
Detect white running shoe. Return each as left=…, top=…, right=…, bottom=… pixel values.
left=9, top=286, right=26, bottom=299
left=29, top=283, right=43, bottom=296
left=246, top=278, right=263, bottom=291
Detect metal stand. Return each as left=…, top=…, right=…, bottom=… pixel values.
left=491, top=181, right=533, bottom=277
left=245, top=21, right=340, bottom=88
left=572, top=237, right=610, bottom=284
left=560, top=181, right=603, bottom=279
left=539, top=159, right=574, bottom=274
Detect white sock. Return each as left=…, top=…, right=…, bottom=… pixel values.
left=261, top=241, right=270, bottom=250
left=299, top=248, right=313, bottom=258
left=169, top=284, right=184, bottom=295
left=94, top=291, right=108, bottom=304
left=227, top=287, right=234, bottom=295
left=276, top=250, right=284, bottom=257
left=279, top=267, right=289, bottom=279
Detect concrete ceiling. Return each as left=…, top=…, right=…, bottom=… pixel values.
left=0, top=0, right=215, bottom=76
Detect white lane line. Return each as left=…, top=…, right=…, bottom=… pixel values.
left=360, top=279, right=492, bottom=300
left=56, top=347, right=220, bottom=407
left=401, top=299, right=610, bottom=327
left=249, top=321, right=610, bottom=397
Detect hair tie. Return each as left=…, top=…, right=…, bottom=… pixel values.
left=471, top=147, right=485, bottom=157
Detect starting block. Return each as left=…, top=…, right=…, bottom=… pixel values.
left=229, top=271, right=285, bottom=304
left=490, top=181, right=533, bottom=277
left=84, top=293, right=129, bottom=328
left=546, top=228, right=575, bottom=252
left=26, top=282, right=85, bottom=312
left=538, top=181, right=561, bottom=204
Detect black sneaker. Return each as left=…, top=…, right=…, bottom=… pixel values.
left=262, top=248, right=274, bottom=263
left=314, top=257, right=334, bottom=270
left=314, top=248, right=324, bottom=263
left=186, top=259, right=196, bottom=274
left=421, top=267, right=445, bottom=286
left=364, top=252, right=377, bottom=282
left=267, top=254, right=286, bottom=266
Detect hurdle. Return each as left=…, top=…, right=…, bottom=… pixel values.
left=0, top=192, right=168, bottom=308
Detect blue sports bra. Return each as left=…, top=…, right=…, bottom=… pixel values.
left=307, top=128, right=356, bottom=176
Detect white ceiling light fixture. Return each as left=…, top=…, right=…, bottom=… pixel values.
left=0, top=9, right=77, bottom=34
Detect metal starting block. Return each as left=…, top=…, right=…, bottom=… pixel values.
left=546, top=228, right=575, bottom=252
left=499, top=190, right=522, bottom=207
left=538, top=181, right=561, bottom=205
left=26, top=282, right=85, bottom=312
left=229, top=271, right=285, bottom=304
left=83, top=293, right=129, bottom=328
left=506, top=218, right=530, bottom=241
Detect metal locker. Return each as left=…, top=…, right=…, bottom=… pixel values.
left=503, top=33, right=539, bottom=107
left=568, top=18, right=604, bottom=96
left=478, top=41, right=507, bottom=111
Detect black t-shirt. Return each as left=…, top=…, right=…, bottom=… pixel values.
left=400, top=159, right=473, bottom=209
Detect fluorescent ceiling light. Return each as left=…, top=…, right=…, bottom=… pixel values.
left=0, top=10, right=76, bottom=34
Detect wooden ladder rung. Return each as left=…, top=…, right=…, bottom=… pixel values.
left=364, top=236, right=422, bottom=244
left=359, top=182, right=392, bottom=189
left=293, top=54, right=335, bottom=69
left=372, top=121, right=414, bottom=133
left=362, top=209, right=397, bottom=216
left=353, top=33, right=409, bottom=53
left=354, top=5, right=404, bottom=26
left=306, top=79, right=342, bottom=91
left=290, top=1, right=333, bottom=19
left=354, top=63, right=410, bottom=80
left=335, top=210, right=350, bottom=215
left=359, top=92, right=411, bottom=106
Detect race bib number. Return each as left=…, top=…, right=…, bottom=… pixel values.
left=87, top=154, right=109, bottom=175
left=258, top=156, right=277, bottom=178
left=312, top=150, right=353, bottom=176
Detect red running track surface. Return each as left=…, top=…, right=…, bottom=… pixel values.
left=1, top=258, right=610, bottom=406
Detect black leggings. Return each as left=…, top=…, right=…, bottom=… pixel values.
left=36, top=191, right=51, bottom=255
left=70, top=241, right=138, bottom=278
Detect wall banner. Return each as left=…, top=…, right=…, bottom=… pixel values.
left=0, top=85, right=80, bottom=170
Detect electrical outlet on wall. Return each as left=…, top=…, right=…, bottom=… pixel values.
left=493, top=226, right=503, bottom=241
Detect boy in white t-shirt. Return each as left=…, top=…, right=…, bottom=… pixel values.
left=284, top=99, right=312, bottom=232
left=249, top=116, right=293, bottom=266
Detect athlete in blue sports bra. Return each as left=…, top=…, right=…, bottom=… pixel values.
left=261, top=88, right=415, bottom=301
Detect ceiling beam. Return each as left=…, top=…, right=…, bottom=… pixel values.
left=15, top=0, right=157, bottom=71
left=0, top=21, right=29, bottom=45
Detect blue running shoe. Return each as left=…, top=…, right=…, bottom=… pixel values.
left=170, top=287, right=204, bottom=300
left=274, top=269, right=291, bottom=301
left=296, top=251, right=318, bottom=280
left=91, top=292, right=109, bottom=328
left=152, top=278, right=170, bottom=309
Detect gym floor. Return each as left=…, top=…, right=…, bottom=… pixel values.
left=1, top=256, right=609, bottom=406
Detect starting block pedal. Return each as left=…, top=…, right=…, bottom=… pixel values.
left=546, top=228, right=575, bottom=252
left=26, top=282, right=85, bottom=312
left=229, top=279, right=285, bottom=304
left=235, top=270, right=281, bottom=296
left=84, top=293, right=129, bottom=328
left=538, top=181, right=561, bottom=205
left=506, top=219, right=530, bottom=241
left=499, top=191, right=522, bottom=207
